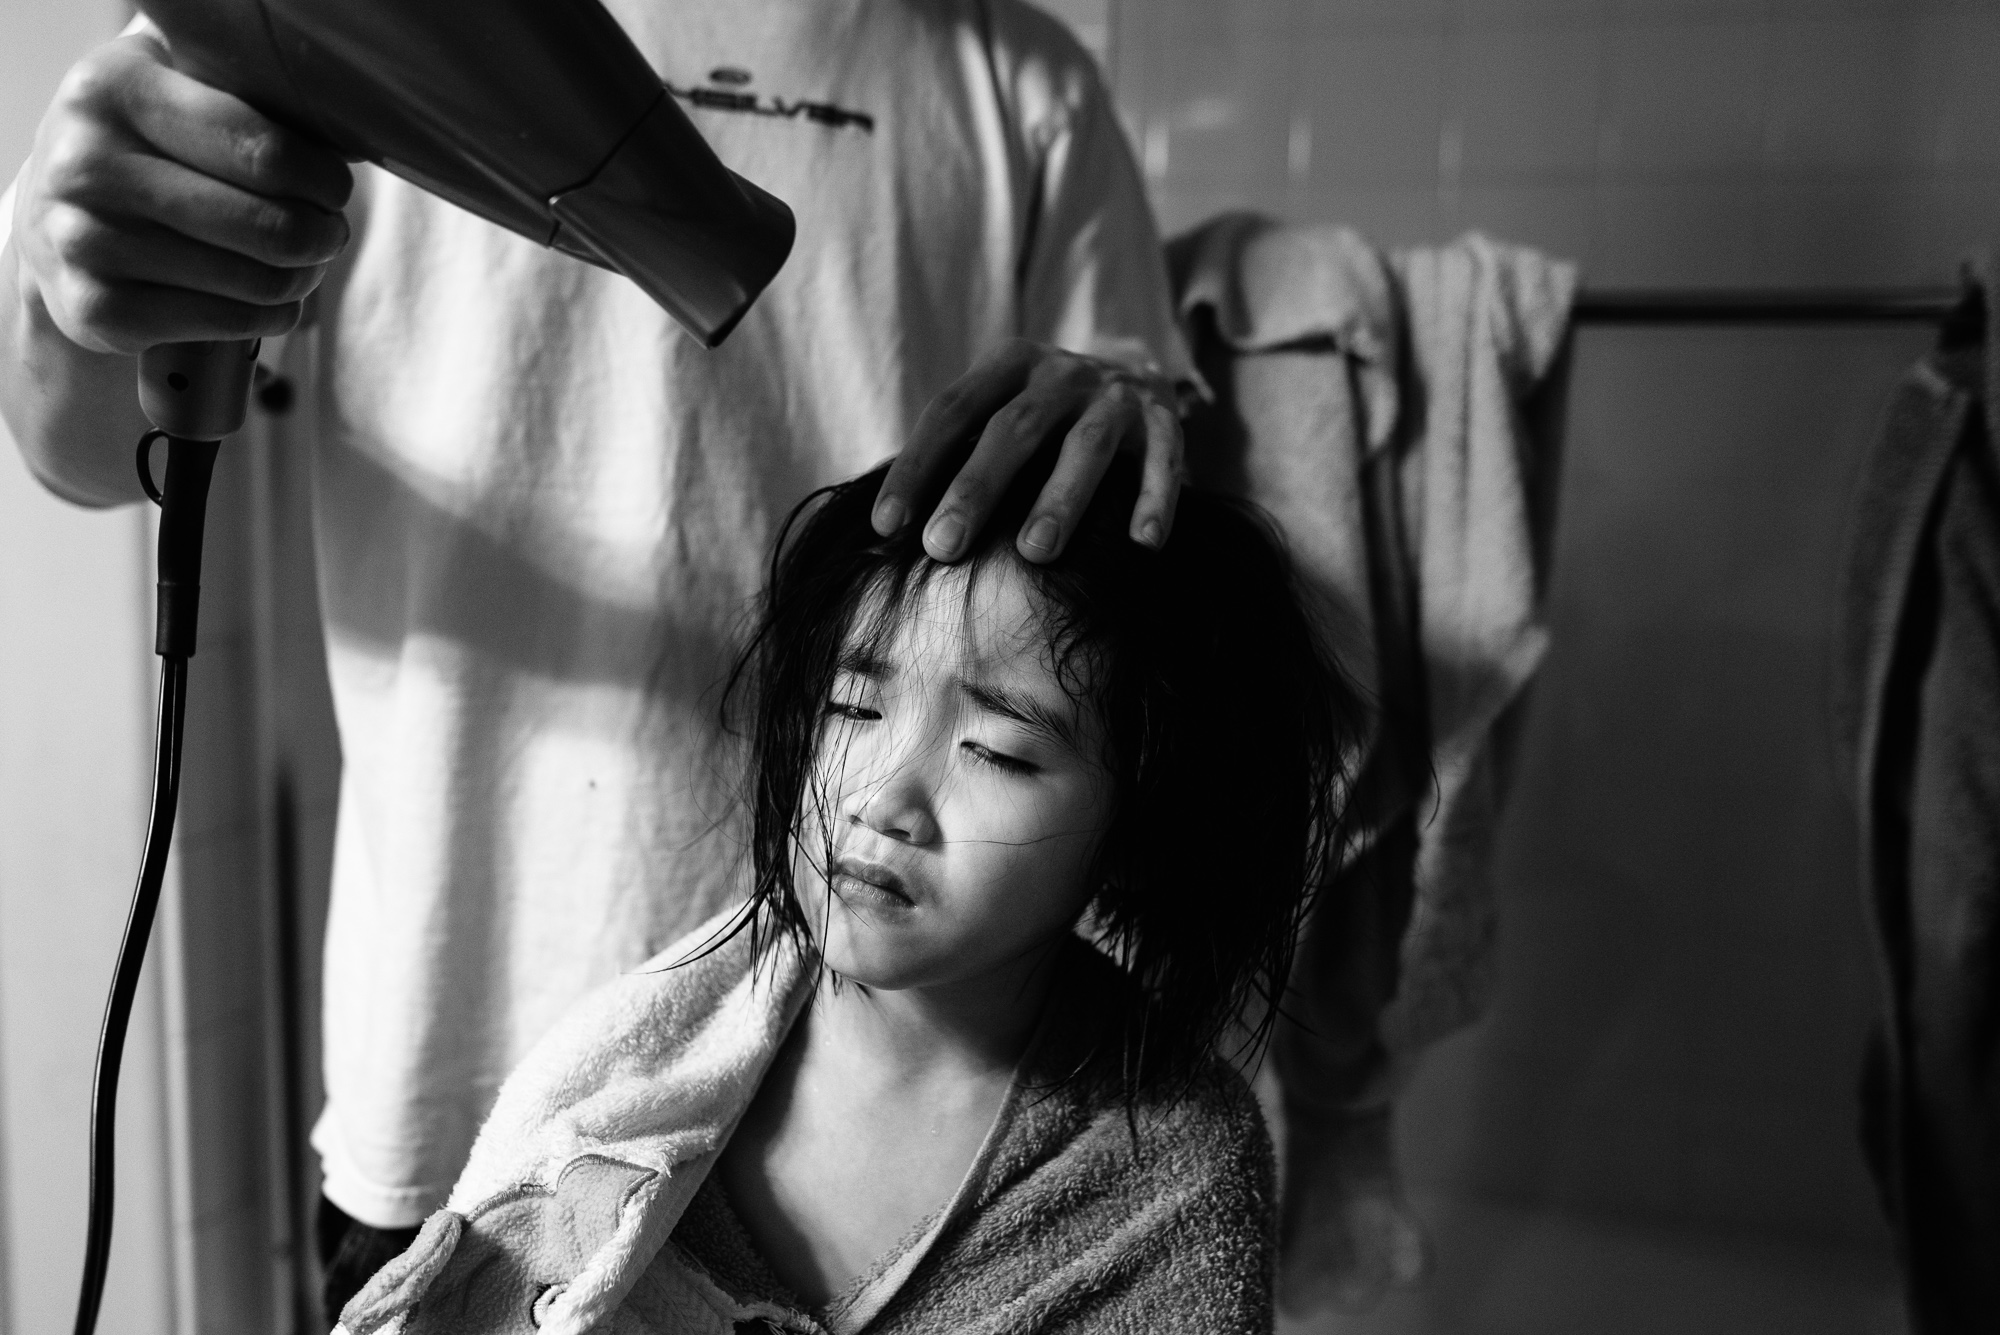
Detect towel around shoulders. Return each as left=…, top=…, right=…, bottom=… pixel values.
left=336, top=910, right=1279, bottom=1335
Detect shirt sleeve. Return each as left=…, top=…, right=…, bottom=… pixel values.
left=1008, top=26, right=1197, bottom=401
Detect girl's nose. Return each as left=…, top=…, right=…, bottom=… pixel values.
left=849, top=762, right=939, bottom=846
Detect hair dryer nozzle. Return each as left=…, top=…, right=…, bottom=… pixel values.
left=549, top=94, right=795, bottom=347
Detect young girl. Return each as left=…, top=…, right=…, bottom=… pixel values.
left=335, top=453, right=1362, bottom=1335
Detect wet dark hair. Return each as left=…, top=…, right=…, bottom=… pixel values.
left=723, top=450, right=1366, bottom=1094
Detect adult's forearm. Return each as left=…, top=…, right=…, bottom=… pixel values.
left=0, top=234, right=152, bottom=508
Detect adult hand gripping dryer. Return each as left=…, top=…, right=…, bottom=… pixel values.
left=74, top=5, right=794, bottom=1333
left=135, top=0, right=797, bottom=441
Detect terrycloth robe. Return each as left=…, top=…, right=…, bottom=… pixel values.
left=334, top=913, right=1277, bottom=1335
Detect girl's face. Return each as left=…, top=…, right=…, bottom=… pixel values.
left=794, top=562, right=1112, bottom=993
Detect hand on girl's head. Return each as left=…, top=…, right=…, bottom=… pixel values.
left=871, top=339, right=1185, bottom=566
left=795, top=561, right=1112, bottom=993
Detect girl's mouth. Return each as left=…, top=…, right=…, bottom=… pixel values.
left=830, top=856, right=915, bottom=908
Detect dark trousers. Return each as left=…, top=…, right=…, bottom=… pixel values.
left=317, top=1195, right=420, bottom=1327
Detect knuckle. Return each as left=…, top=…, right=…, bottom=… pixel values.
left=1021, top=362, right=1060, bottom=396
left=1100, top=381, right=1142, bottom=419
left=37, top=121, right=103, bottom=192
left=1077, top=418, right=1120, bottom=459
left=63, top=277, right=122, bottom=337
left=1068, top=409, right=1120, bottom=456
left=1025, top=349, right=1078, bottom=386
left=989, top=398, right=1043, bottom=441
left=927, top=382, right=970, bottom=418
left=250, top=201, right=310, bottom=257
left=946, top=473, right=996, bottom=514
left=250, top=200, right=286, bottom=245
left=42, top=204, right=98, bottom=267
left=53, top=53, right=121, bottom=114
left=232, top=125, right=282, bottom=184
left=1069, top=364, right=1114, bottom=403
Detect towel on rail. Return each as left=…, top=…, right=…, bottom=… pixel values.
left=1168, top=214, right=1575, bottom=1312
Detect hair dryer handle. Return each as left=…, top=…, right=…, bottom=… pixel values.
left=151, top=437, right=221, bottom=659
left=137, top=339, right=261, bottom=441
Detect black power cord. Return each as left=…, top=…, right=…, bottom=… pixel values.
left=72, top=430, right=220, bottom=1335
left=73, top=655, right=185, bottom=1335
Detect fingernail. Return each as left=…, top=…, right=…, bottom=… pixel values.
left=1023, top=515, right=1060, bottom=554
left=874, top=496, right=908, bottom=533
left=1137, top=519, right=1163, bottom=548
left=926, top=513, right=966, bottom=558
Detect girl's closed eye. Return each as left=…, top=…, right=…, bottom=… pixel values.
left=961, top=739, right=1038, bottom=776
left=825, top=671, right=879, bottom=722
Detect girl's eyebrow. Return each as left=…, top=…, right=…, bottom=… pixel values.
left=836, top=648, right=890, bottom=677
left=959, top=679, right=1081, bottom=752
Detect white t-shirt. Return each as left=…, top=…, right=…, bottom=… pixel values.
left=293, top=0, right=1188, bottom=1226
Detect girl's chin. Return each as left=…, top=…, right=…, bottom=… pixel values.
left=819, top=949, right=925, bottom=993
left=816, top=920, right=935, bottom=990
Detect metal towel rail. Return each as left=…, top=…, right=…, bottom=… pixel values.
left=1573, top=286, right=1968, bottom=326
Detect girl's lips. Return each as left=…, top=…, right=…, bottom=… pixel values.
left=831, top=856, right=915, bottom=907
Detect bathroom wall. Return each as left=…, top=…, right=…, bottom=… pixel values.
left=1107, top=0, right=2000, bottom=1329
left=0, top=5, right=180, bottom=1334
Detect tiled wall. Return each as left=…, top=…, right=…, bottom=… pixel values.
left=1113, top=0, right=2000, bottom=287
left=1106, top=0, right=1981, bottom=1285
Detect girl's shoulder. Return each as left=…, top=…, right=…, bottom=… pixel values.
left=1020, top=939, right=1275, bottom=1185
left=446, top=904, right=810, bottom=1211
left=893, top=945, right=1276, bottom=1334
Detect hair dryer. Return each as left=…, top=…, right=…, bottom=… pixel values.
left=135, top=0, right=796, bottom=441
left=75, top=5, right=795, bottom=1332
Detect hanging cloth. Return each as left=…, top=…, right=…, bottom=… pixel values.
left=1832, top=261, right=2000, bottom=1333
left=1168, top=214, right=1575, bottom=1309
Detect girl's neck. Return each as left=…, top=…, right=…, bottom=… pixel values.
left=808, top=936, right=1068, bottom=1083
